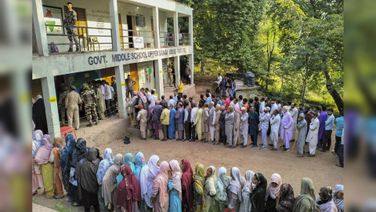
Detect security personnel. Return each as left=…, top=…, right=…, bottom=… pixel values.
left=63, top=2, right=80, bottom=52
left=81, top=83, right=98, bottom=126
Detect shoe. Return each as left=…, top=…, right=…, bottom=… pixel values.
left=284, top=148, right=290, bottom=152
left=297, top=154, right=304, bottom=157
left=271, top=148, right=278, bottom=151
left=268, top=144, right=274, bottom=147
left=72, top=202, right=79, bottom=207
left=240, top=145, right=246, bottom=148
left=68, top=48, right=73, bottom=52
left=251, top=145, right=258, bottom=148
left=76, top=46, right=80, bottom=52
left=87, top=123, right=93, bottom=127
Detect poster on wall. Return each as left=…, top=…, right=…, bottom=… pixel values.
left=133, top=36, right=145, bottom=48
left=43, top=6, right=64, bottom=34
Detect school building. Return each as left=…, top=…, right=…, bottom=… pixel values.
left=32, top=0, right=194, bottom=138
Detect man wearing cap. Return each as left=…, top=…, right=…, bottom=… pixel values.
left=65, top=85, right=82, bottom=130
left=81, top=83, right=98, bottom=127
left=240, top=107, right=249, bottom=147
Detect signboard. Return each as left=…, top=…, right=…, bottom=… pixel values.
left=133, top=36, right=144, bottom=49
left=43, top=6, right=63, bottom=34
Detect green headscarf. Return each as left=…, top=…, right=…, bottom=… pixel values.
left=193, top=163, right=205, bottom=195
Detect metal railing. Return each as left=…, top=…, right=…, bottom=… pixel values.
left=120, top=29, right=154, bottom=49
left=160, top=32, right=176, bottom=47
left=45, top=24, right=113, bottom=53
left=179, top=33, right=191, bottom=46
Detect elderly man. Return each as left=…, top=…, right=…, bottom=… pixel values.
left=137, top=104, right=148, bottom=140
left=259, top=107, right=271, bottom=149
left=208, top=102, right=216, bottom=143
left=233, top=107, right=241, bottom=147
left=214, top=105, right=222, bottom=144
left=280, top=106, right=294, bottom=151
left=240, top=107, right=249, bottom=147
left=225, top=106, right=235, bottom=147
left=270, top=109, right=281, bottom=150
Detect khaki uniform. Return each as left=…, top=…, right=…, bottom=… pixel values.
left=137, top=109, right=148, bottom=139
left=96, top=87, right=106, bottom=119
left=65, top=90, right=82, bottom=129
left=81, top=88, right=98, bottom=125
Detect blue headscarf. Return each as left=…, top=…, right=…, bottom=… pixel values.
left=116, top=152, right=135, bottom=185
left=96, top=148, right=114, bottom=185
left=134, top=152, right=145, bottom=180
left=60, top=133, right=76, bottom=170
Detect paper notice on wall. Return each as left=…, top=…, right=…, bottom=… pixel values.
left=133, top=36, right=144, bottom=48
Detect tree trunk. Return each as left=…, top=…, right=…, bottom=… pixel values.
left=265, top=31, right=276, bottom=91
left=301, top=69, right=307, bottom=103
left=200, top=58, right=206, bottom=74
left=323, top=66, right=344, bottom=114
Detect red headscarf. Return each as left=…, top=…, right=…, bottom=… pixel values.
left=181, top=159, right=193, bottom=211
left=116, top=165, right=141, bottom=211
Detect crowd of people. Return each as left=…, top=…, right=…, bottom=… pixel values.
left=129, top=87, right=344, bottom=167
left=32, top=130, right=344, bottom=212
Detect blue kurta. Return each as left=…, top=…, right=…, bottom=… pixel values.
left=168, top=179, right=182, bottom=212
left=168, top=108, right=176, bottom=139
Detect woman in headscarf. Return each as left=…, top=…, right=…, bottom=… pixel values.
left=168, top=104, right=176, bottom=139
left=116, top=164, right=141, bottom=212
left=152, top=161, right=170, bottom=212
left=333, top=184, right=344, bottom=212
left=250, top=172, right=267, bottom=212
left=228, top=167, right=242, bottom=212
left=203, top=166, right=217, bottom=212
left=296, top=113, right=308, bottom=157
left=32, top=130, right=44, bottom=195
left=60, top=133, right=76, bottom=202
left=293, top=177, right=318, bottom=212
left=102, top=153, right=123, bottom=210
left=117, top=152, right=135, bottom=185
left=51, top=137, right=65, bottom=199
left=134, top=152, right=145, bottom=181
left=181, top=159, right=193, bottom=212
left=96, top=148, right=113, bottom=211
left=169, top=160, right=182, bottom=212
left=276, top=183, right=295, bottom=212
left=70, top=138, right=87, bottom=205
left=76, top=147, right=100, bottom=212
left=35, top=136, right=54, bottom=198
left=215, top=167, right=231, bottom=212
left=239, top=170, right=254, bottom=212
left=140, top=155, right=160, bottom=211
left=317, top=187, right=338, bottom=212
left=265, top=173, right=282, bottom=212
left=193, top=163, right=205, bottom=212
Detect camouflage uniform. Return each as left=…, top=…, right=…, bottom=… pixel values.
left=81, top=84, right=98, bottom=126
left=64, top=10, right=79, bottom=51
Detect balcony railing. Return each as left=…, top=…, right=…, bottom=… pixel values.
left=44, top=24, right=113, bottom=54
left=179, top=33, right=191, bottom=46
left=120, top=29, right=154, bottom=49
left=160, top=32, right=176, bottom=47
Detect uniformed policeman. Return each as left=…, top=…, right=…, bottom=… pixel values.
left=63, top=2, right=80, bottom=52
left=81, top=83, right=98, bottom=126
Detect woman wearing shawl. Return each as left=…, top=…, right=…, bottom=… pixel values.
left=76, top=147, right=100, bottom=212
left=70, top=138, right=87, bottom=205
left=102, top=153, right=123, bottom=210
left=51, top=137, right=65, bottom=199
left=276, top=183, right=295, bottom=212
left=140, top=155, right=160, bottom=211
left=193, top=163, right=205, bottom=212
left=228, top=167, right=242, bottom=212
left=168, top=105, right=177, bottom=139
left=181, top=159, right=193, bottom=212
left=134, top=152, right=145, bottom=180
left=116, top=165, right=141, bottom=212
left=333, top=184, right=344, bottom=212
left=215, top=167, right=231, bottom=212
left=169, top=160, right=182, bottom=212
left=96, top=148, right=113, bottom=211
left=317, top=187, right=338, bottom=212
left=152, top=161, right=171, bottom=212
left=292, top=177, right=319, bottom=212
left=239, top=170, right=254, bottom=212
left=117, top=153, right=136, bottom=185
left=35, top=136, right=54, bottom=198
left=203, top=166, right=217, bottom=212
left=60, top=133, right=76, bottom=202
left=265, top=173, right=282, bottom=212
left=32, top=130, right=44, bottom=195
left=250, top=172, right=267, bottom=212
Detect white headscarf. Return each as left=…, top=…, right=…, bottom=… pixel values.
left=242, top=170, right=255, bottom=193
left=140, top=154, right=160, bottom=208
left=169, top=160, right=182, bottom=198
left=103, top=148, right=113, bottom=164
left=229, top=167, right=242, bottom=200
left=266, top=173, right=282, bottom=199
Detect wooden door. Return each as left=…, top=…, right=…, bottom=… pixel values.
left=129, top=64, right=139, bottom=91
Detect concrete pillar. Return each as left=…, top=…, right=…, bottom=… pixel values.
left=188, top=54, right=194, bottom=84
left=154, top=59, right=164, bottom=96
left=152, top=7, right=161, bottom=49
left=174, top=12, right=179, bottom=47
left=115, top=65, right=127, bottom=118
left=41, top=75, right=61, bottom=138
left=32, top=0, right=49, bottom=56
left=110, top=0, right=121, bottom=51
left=189, top=14, right=193, bottom=46
left=174, top=56, right=180, bottom=87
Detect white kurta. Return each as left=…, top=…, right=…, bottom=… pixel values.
left=240, top=112, right=249, bottom=145
left=233, top=112, right=241, bottom=145
left=270, top=114, right=281, bottom=149
left=306, top=117, right=320, bottom=155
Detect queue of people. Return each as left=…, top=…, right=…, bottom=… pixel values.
left=32, top=130, right=344, bottom=212
left=129, top=88, right=344, bottom=168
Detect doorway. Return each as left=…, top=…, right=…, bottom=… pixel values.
left=127, top=15, right=134, bottom=48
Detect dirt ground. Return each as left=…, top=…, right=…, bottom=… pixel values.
left=32, top=79, right=344, bottom=211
